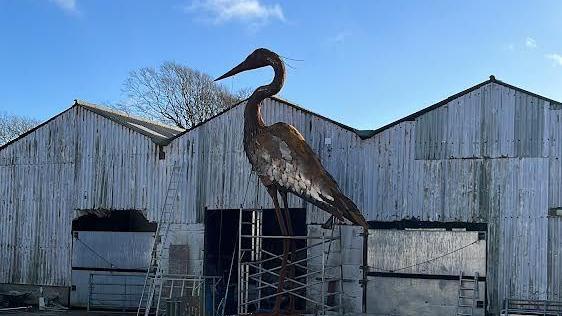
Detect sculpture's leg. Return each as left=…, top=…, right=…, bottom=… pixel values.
left=266, top=186, right=289, bottom=316
left=280, top=191, right=296, bottom=313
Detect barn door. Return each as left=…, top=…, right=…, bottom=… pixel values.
left=366, top=229, right=486, bottom=316
left=70, top=211, right=156, bottom=309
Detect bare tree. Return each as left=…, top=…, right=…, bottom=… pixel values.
left=0, top=112, right=40, bottom=146
left=120, top=62, right=249, bottom=129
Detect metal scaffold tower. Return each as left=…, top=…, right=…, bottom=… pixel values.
left=238, top=208, right=344, bottom=315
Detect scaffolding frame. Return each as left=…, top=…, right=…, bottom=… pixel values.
left=237, top=208, right=344, bottom=315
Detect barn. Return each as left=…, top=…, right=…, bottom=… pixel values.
left=0, top=76, right=560, bottom=315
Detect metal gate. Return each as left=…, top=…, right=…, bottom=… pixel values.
left=237, top=208, right=344, bottom=315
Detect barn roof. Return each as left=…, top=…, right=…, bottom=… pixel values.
left=0, top=100, right=185, bottom=151
left=75, top=100, right=184, bottom=144
left=2, top=76, right=560, bottom=152
left=165, top=76, right=562, bottom=143
left=369, top=75, right=562, bottom=136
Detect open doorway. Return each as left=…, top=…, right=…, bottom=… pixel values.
left=204, top=208, right=306, bottom=315
left=70, top=210, right=156, bottom=309
left=204, top=209, right=240, bottom=314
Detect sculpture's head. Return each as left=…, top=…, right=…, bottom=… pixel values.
left=215, top=48, right=279, bottom=81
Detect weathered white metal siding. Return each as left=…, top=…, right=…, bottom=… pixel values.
left=0, top=109, right=77, bottom=287
left=164, top=98, right=365, bottom=224
left=486, top=158, right=550, bottom=309
left=367, top=230, right=486, bottom=276
left=414, top=84, right=550, bottom=160
left=72, top=106, right=164, bottom=217
left=0, top=106, right=164, bottom=287
left=357, top=83, right=557, bottom=312
left=548, top=217, right=562, bottom=301
left=549, top=108, right=562, bottom=208
left=150, top=84, right=562, bottom=313
left=0, top=80, right=560, bottom=314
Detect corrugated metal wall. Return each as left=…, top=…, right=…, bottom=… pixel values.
left=355, top=83, right=557, bottom=312
left=164, top=98, right=366, bottom=223
left=0, top=108, right=77, bottom=286
left=0, top=106, right=164, bottom=287
left=0, top=81, right=561, bottom=314
left=367, top=230, right=486, bottom=276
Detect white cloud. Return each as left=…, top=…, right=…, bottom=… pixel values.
left=546, top=53, right=562, bottom=66
left=327, top=31, right=351, bottom=45
left=525, top=37, right=537, bottom=48
left=188, top=0, right=284, bottom=24
left=49, top=0, right=78, bottom=14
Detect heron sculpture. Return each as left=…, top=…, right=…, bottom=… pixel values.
left=216, top=48, right=368, bottom=315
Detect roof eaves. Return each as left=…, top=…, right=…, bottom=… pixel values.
left=369, top=76, right=562, bottom=136
left=75, top=100, right=184, bottom=145
left=75, top=100, right=184, bottom=133
left=369, top=78, right=494, bottom=135
left=162, top=98, right=247, bottom=145
left=269, top=96, right=375, bottom=139
left=165, top=96, right=376, bottom=145
left=491, top=78, right=562, bottom=107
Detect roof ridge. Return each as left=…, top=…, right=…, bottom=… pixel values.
left=169, top=76, right=562, bottom=143
left=4, top=77, right=560, bottom=153
left=74, top=99, right=184, bottom=132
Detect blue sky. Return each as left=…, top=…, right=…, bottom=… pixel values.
left=1, top=0, right=561, bottom=130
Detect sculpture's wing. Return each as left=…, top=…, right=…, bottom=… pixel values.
left=258, top=122, right=368, bottom=229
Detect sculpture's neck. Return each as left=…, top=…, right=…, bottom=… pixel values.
left=244, top=56, right=285, bottom=137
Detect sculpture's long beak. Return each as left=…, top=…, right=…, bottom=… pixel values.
left=215, top=60, right=252, bottom=81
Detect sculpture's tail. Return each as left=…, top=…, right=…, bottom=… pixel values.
left=332, top=192, right=369, bottom=230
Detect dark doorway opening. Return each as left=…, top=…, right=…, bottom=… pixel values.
left=70, top=210, right=155, bottom=309
left=204, top=208, right=306, bottom=314
left=204, top=209, right=240, bottom=315
left=72, top=210, right=156, bottom=232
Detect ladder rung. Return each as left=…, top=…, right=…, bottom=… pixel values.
left=139, top=163, right=185, bottom=313
left=460, top=287, right=474, bottom=290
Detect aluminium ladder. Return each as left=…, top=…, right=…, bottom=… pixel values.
left=456, top=271, right=480, bottom=316
left=137, top=163, right=183, bottom=316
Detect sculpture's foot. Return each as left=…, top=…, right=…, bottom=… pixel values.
left=321, top=215, right=334, bottom=229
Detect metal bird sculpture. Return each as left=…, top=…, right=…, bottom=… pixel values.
left=216, top=48, right=368, bottom=314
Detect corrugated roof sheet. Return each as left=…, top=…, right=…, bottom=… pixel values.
left=2, top=76, right=560, bottom=151
left=74, top=100, right=184, bottom=145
